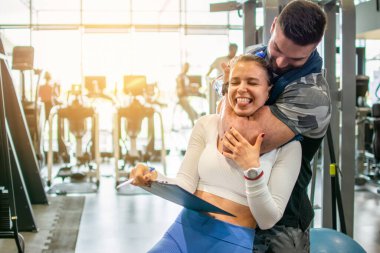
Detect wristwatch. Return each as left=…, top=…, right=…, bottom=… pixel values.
left=243, top=167, right=263, bottom=180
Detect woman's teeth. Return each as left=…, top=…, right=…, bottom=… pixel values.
left=236, top=98, right=251, bottom=104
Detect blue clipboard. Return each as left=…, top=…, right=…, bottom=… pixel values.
left=140, top=181, right=235, bottom=217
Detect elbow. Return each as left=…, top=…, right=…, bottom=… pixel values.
left=255, top=211, right=283, bottom=230
left=257, top=219, right=279, bottom=230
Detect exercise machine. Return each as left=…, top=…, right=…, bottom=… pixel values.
left=114, top=75, right=166, bottom=187
left=12, top=46, right=45, bottom=168
left=47, top=84, right=100, bottom=187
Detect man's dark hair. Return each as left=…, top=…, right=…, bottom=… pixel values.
left=277, top=0, right=327, bottom=46
left=229, top=43, right=238, bottom=50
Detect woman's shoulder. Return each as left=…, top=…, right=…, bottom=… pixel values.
left=278, top=140, right=302, bottom=156
left=196, top=114, right=219, bottom=124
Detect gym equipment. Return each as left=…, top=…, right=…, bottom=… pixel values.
left=310, top=228, right=366, bottom=253
left=12, top=46, right=34, bottom=72
left=114, top=75, right=166, bottom=187
left=0, top=41, right=47, bottom=206
left=0, top=51, right=25, bottom=253
left=0, top=54, right=44, bottom=247
left=47, top=84, right=100, bottom=187
left=84, top=75, right=115, bottom=102
left=12, top=46, right=45, bottom=168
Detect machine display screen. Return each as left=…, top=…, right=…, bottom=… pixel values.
left=123, top=75, right=147, bottom=96
left=85, top=76, right=107, bottom=94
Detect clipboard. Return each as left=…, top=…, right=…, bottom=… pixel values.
left=140, top=181, right=235, bottom=217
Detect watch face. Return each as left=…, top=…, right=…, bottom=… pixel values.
left=247, top=169, right=259, bottom=178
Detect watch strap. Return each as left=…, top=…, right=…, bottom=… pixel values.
left=244, top=170, right=264, bottom=181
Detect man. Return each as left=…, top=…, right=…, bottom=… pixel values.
left=176, top=62, right=199, bottom=126
left=206, top=43, right=238, bottom=78
left=219, top=1, right=330, bottom=252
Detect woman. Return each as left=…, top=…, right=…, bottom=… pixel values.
left=130, top=55, right=301, bottom=252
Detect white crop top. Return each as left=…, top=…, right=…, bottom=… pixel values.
left=158, top=114, right=301, bottom=229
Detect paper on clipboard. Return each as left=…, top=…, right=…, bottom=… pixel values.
left=140, top=181, right=235, bottom=217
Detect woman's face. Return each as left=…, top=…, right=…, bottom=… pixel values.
left=227, top=61, right=271, bottom=117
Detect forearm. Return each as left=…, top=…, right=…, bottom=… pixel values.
left=246, top=141, right=301, bottom=229
left=220, top=101, right=295, bottom=154
left=251, top=106, right=295, bottom=153
left=246, top=176, right=283, bottom=229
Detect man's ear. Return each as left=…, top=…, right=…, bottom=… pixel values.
left=267, top=85, right=272, bottom=100
left=270, top=17, right=277, bottom=34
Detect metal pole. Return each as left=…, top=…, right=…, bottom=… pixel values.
left=262, top=0, right=278, bottom=44
left=322, top=0, right=338, bottom=229
left=340, top=0, right=356, bottom=237
left=242, top=0, right=256, bottom=50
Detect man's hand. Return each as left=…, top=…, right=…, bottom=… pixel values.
left=222, top=127, right=264, bottom=170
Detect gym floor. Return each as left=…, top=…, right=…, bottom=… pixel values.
left=0, top=151, right=380, bottom=253
left=68, top=152, right=380, bottom=253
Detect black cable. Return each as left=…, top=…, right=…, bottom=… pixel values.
left=326, top=125, right=347, bottom=234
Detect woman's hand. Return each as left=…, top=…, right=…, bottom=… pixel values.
left=222, top=127, right=265, bottom=170
left=129, top=163, right=158, bottom=186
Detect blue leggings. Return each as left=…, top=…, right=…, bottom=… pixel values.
left=148, top=208, right=255, bottom=253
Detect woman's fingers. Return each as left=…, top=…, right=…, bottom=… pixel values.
left=254, top=133, right=265, bottom=149
left=130, top=164, right=151, bottom=186
left=223, top=129, right=239, bottom=146
left=222, top=137, right=235, bottom=153
left=228, top=127, right=246, bottom=143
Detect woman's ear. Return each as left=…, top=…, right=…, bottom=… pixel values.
left=270, top=17, right=277, bottom=33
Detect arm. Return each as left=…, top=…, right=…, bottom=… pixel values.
left=131, top=116, right=208, bottom=193
left=220, top=74, right=331, bottom=153
left=176, top=75, right=186, bottom=97
left=221, top=127, right=301, bottom=229
left=246, top=141, right=301, bottom=229
left=220, top=100, right=294, bottom=154
left=205, top=66, right=214, bottom=77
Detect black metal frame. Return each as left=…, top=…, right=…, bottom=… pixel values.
left=326, top=125, right=347, bottom=234
left=0, top=43, right=24, bottom=253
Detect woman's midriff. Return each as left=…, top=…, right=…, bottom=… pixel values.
left=195, top=190, right=257, bottom=228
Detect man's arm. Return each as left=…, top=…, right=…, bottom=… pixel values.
left=220, top=74, right=331, bottom=154
left=249, top=106, right=295, bottom=153
left=220, top=99, right=294, bottom=154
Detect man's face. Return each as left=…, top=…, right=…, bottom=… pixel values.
left=229, top=46, right=237, bottom=58
left=267, top=19, right=318, bottom=74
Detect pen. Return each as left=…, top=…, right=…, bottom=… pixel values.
left=116, top=167, right=156, bottom=189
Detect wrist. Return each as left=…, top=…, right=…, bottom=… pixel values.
left=150, top=170, right=158, bottom=181
left=243, top=167, right=263, bottom=181
left=243, top=161, right=260, bottom=171
left=244, top=171, right=264, bottom=181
